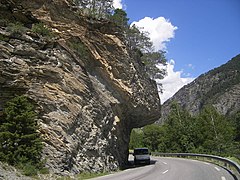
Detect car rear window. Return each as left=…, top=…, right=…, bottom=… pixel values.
left=134, top=149, right=149, bottom=155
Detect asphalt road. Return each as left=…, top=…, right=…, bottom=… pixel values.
left=92, top=156, right=235, bottom=180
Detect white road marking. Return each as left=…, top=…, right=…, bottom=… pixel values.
left=204, top=162, right=210, bottom=165
left=214, top=167, right=220, bottom=171
left=162, top=161, right=167, bottom=165
left=221, top=176, right=226, bottom=180
left=162, top=170, right=169, bottom=174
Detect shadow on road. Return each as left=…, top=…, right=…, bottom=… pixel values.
left=122, top=159, right=157, bottom=170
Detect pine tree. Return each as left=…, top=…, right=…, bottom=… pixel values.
left=111, top=8, right=129, bottom=29
left=75, top=0, right=114, bottom=19
left=0, top=96, right=43, bottom=166
left=141, top=51, right=167, bottom=79
left=125, top=24, right=153, bottom=52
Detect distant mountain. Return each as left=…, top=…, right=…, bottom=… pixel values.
left=160, top=54, right=240, bottom=123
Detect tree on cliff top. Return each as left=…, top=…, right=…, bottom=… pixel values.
left=125, top=24, right=167, bottom=79
left=75, top=0, right=114, bottom=18
left=74, top=1, right=167, bottom=80
left=111, top=8, right=129, bottom=29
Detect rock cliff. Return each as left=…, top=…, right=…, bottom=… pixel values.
left=160, top=54, right=240, bottom=123
left=0, top=0, right=161, bottom=175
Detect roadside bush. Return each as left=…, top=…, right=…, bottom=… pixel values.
left=129, top=103, right=239, bottom=158
left=18, top=162, right=39, bottom=176
left=0, top=95, right=44, bottom=175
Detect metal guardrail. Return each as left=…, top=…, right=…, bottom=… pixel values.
left=153, top=152, right=240, bottom=180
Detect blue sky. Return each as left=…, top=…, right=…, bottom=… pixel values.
left=124, top=0, right=240, bottom=77
left=113, top=0, right=240, bottom=102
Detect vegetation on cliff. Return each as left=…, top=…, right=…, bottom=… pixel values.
left=202, top=54, right=240, bottom=104
left=111, top=8, right=167, bottom=79
left=0, top=96, right=44, bottom=175
left=0, top=0, right=239, bottom=178
left=74, top=0, right=114, bottom=19
left=74, top=0, right=167, bottom=80
left=0, top=0, right=162, bottom=175
left=160, top=54, right=240, bottom=121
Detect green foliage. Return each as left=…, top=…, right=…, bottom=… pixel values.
left=75, top=2, right=167, bottom=81
left=163, top=103, right=197, bottom=153
left=196, top=105, right=235, bottom=155
left=142, top=125, right=165, bottom=152
left=75, top=0, right=114, bottom=19
left=125, top=24, right=167, bottom=80
left=141, top=51, right=167, bottom=79
left=202, top=54, right=240, bottom=105
left=0, top=34, right=9, bottom=41
left=163, top=104, right=237, bottom=156
left=31, top=22, right=52, bottom=37
left=0, top=95, right=44, bottom=175
left=18, top=162, right=39, bottom=176
left=126, top=24, right=153, bottom=52
left=227, top=156, right=240, bottom=165
left=6, top=22, right=27, bottom=36
left=234, top=112, right=240, bottom=142
left=77, top=172, right=109, bottom=179
left=57, top=171, right=109, bottom=180
left=0, top=19, right=9, bottom=27
left=129, top=125, right=166, bottom=152
left=111, top=8, right=129, bottom=29
left=129, top=102, right=240, bottom=158
left=70, top=40, right=89, bottom=60
left=129, top=129, right=144, bottom=149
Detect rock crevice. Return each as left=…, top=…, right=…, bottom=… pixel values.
left=0, top=0, right=161, bottom=175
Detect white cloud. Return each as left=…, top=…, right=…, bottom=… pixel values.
left=131, top=17, right=178, bottom=51
left=129, top=16, right=187, bottom=103
left=113, top=0, right=123, bottom=9
left=156, top=60, right=195, bottom=104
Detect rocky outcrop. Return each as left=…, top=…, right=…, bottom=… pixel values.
left=0, top=162, right=32, bottom=180
left=0, top=0, right=161, bottom=175
left=159, top=54, right=240, bottom=123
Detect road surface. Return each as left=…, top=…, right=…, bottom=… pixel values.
left=92, top=156, right=235, bottom=180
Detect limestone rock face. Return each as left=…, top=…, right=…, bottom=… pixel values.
left=0, top=0, right=161, bottom=175
left=159, top=54, right=240, bottom=123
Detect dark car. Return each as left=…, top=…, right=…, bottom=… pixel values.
left=133, top=148, right=151, bottom=165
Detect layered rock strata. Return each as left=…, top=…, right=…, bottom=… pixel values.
left=0, top=0, right=161, bottom=175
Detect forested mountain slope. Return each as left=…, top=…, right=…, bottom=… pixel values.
left=160, top=54, right=240, bottom=122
